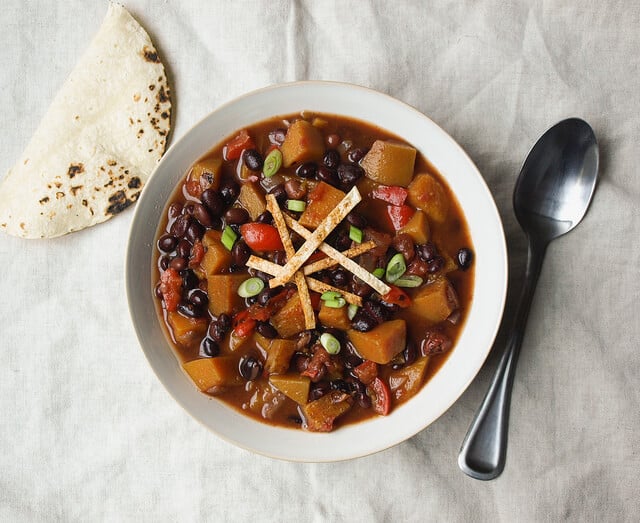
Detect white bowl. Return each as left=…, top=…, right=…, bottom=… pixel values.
left=126, top=81, right=507, bottom=462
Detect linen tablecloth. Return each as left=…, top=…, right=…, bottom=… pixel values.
left=1, top=1, right=638, bottom=521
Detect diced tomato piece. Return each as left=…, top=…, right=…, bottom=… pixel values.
left=353, top=360, right=378, bottom=385
left=386, top=204, right=415, bottom=231
left=368, top=377, right=391, bottom=415
left=159, top=268, right=182, bottom=312
left=185, top=180, right=202, bottom=198
left=305, top=251, right=327, bottom=265
left=309, top=292, right=321, bottom=311
left=301, top=347, right=331, bottom=381
left=188, top=240, right=205, bottom=268
left=240, top=223, right=284, bottom=251
left=233, top=310, right=256, bottom=338
left=223, top=129, right=255, bottom=161
left=382, top=285, right=411, bottom=308
left=371, top=185, right=409, bottom=206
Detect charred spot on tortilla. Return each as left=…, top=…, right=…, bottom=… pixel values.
left=56, top=192, right=65, bottom=199
left=142, top=46, right=160, bottom=63
left=39, top=197, right=50, bottom=204
left=70, top=186, right=83, bottom=196
left=67, top=163, right=84, bottom=178
left=106, top=190, right=131, bottom=215
left=128, top=177, right=141, bottom=189
left=157, top=86, right=169, bottom=103
left=161, top=111, right=169, bottom=119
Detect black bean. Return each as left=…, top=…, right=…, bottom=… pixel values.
left=186, top=221, right=204, bottom=243
left=332, top=231, right=352, bottom=251
left=330, top=379, right=351, bottom=394
left=268, top=184, right=287, bottom=205
left=239, top=356, right=263, bottom=381
left=168, top=202, right=183, bottom=220
left=157, top=234, right=178, bottom=253
left=284, top=179, right=306, bottom=199
left=200, top=337, right=219, bottom=358
left=272, top=250, right=287, bottom=266
left=154, top=282, right=163, bottom=299
left=231, top=241, right=251, bottom=266
left=183, top=201, right=196, bottom=216
left=159, top=256, right=170, bottom=270
left=178, top=302, right=204, bottom=318
left=337, top=164, right=363, bottom=188
left=323, top=149, right=340, bottom=169
left=403, top=340, right=417, bottom=366
left=330, top=267, right=349, bottom=287
left=257, top=287, right=278, bottom=306
left=191, top=203, right=214, bottom=227
left=347, top=147, right=368, bottom=164
left=457, top=247, right=473, bottom=270
left=296, top=162, right=317, bottom=179
left=363, top=300, right=388, bottom=325
left=170, top=214, right=191, bottom=238
left=256, top=211, right=273, bottom=224
left=291, top=352, right=311, bottom=373
left=309, top=382, right=331, bottom=401
left=351, top=309, right=377, bottom=332
left=342, top=341, right=364, bottom=369
left=427, top=256, right=445, bottom=273
left=256, top=322, right=278, bottom=339
left=201, top=189, right=224, bottom=217
left=219, top=179, right=240, bottom=205
left=268, top=128, right=287, bottom=145
left=351, top=277, right=373, bottom=298
left=243, top=149, right=263, bottom=171
left=392, top=233, right=415, bottom=262
left=249, top=269, right=273, bottom=282
left=417, top=242, right=438, bottom=262
left=169, top=257, right=187, bottom=271
left=188, top=289, right=209, bottom=308
left=346, top=212, right=367, bottom=228
left=421, top=330, right=452, bottom=356
left=356, top=391, right=371, bottom=409
left=316, top=165, right=339, bottom=185
left=244, top=296, right=258, bottom=307
left=326, top=133, right=340, bottom=147
left=181, top=269, right=199, bottom=290
left=208, top=321, right=226, bottom=343
left=217, top=313, right=232, bottom=331
left=224, top=207, right=249, bottom=225
left=176, top=239, right=192, bottom=259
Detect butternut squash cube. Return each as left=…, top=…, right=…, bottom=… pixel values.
left=269, top=374, right=311, bottom=404
left=388, top=357, right=429, bottom=403
left=207, top=274, right=247, bottom=316
left=182, top=356, right=242, bottom=391
left=360, top=140, right=417, bottom=187
left=167, top=312, right=208, bottom=347
left=189, top=157, right=222, bottom=191
left=264, top=338, right=297, bottom=374
left=301, top=390, right=353, bottom=432
left=200, top=231, right=232, bottom=276
left=271, top=292, right=307, bottom=338
left=347, top=319, right=406, bottom=364
left=408, top=277, right=459, bottom=323
left=281, top=120, right=325, bottom=167
left=318, top=302, right=352, bottom=330
left=407, top=173, right=449, bottom=223
left=399, top=210, right=430, bottom=244
left=299, top=182, right=346, bottom=230
left=237, top=182, right=267, bottom=220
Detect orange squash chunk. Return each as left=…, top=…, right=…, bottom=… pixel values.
left=201, top=231, right=232, bottom=276
left=271, top=292, right=307, bottom=338
left=301, top=390, right=353, bottom=432
left=408, top=277, right=459, bottom=323
left=407, top=173, right=449, bottom=223
left=348, top=319, right=406, bottom=364
left=388, top=357, right=429, bottom=403
left=398, top=210, right=430, bottom=244
left=318, top=302, right=352, bottom=330
left=237, top=182, right=267, bottom=221
left=167, top=312, right=208, bottom=347
left=182, top=356, right=242, bottom=391
left=264, top=339, right=297, bottom=374
left=269, top=374, right=311, bottom=404
left=207, top=274, right=247, bottom=316
left=189, top=157, right=222, bottom=191
left=360, top=140, right=416, bottom=187
left=299, top=182, right=346, bottom=230
left=281, top=120, right=325, bottom=167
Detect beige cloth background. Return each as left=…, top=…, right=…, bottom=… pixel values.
left=1, top=1, right=638, bottom=521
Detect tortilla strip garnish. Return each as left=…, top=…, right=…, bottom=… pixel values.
left=246, top=255, right=363, bottom=307
left=265, top=195, right=315, bottom=330
left=302, top=241, right=376, bottom=275
left=269, top=187, right=362, bottom=288
left=284, top=215, right=391, bottom=296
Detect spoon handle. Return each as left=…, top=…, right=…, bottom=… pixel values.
left=458, top=237, right=547, bottom=480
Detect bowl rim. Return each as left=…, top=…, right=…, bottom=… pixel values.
left=126, top=80, right=508, bottom=462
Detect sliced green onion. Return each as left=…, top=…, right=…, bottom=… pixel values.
left=320, top=332, right=341, bottom=354
left=324, top=297, right=346, bottom=309
left=321, top=291, right=342, bottom=301
left=237, top=277, right=265, bottom=298
left=347, top=303, right=359, bottom=320
left=394, top=275, right=424, bottom=288
left=287, top=199, right=306, bottom=212
left=373, top=267, right=385, bottom=279
left=385, top=252, right=407, bottom=283
left=349, top=225, right=363, bottom=243
left=221, top=226, right=238, bottom=251
left=263, top=149, right=283, bottom=177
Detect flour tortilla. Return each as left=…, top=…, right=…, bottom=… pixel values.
left=0, top=3, right=171, bottom=238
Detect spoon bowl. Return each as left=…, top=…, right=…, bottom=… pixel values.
left=458, top=118, right=598, bottom=480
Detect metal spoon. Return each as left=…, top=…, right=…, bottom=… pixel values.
left=458, top=118, right=599, bottom=480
